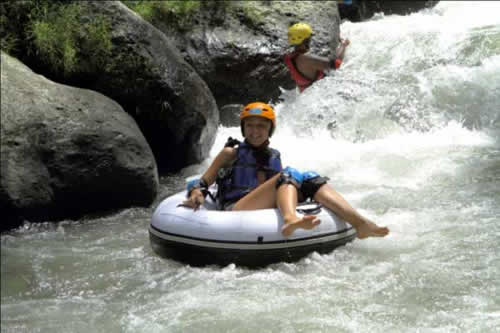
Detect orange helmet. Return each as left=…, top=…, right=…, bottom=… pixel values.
left=240, top=102, right=276, bottom=137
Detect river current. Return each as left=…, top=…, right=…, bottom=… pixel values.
left=1, top=2, right=499, bottom=332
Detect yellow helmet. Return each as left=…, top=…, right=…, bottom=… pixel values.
left=288, top=23, right=313, bottom=45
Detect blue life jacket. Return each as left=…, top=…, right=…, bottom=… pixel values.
left=217, top=141, right=282, bottom=207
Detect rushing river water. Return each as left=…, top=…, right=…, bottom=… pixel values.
left=2, top=2, right=499, bottom=332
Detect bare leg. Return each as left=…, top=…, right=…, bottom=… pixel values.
left=232, top=174, right=281, bottom=210
left=278, top=184, right=320, bottom=237
left=233, top=175, right=321, bottom=237
left=314, top=185, right=389, bottom=238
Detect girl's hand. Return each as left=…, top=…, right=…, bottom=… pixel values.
left=340, top=38, right=350, bottom=46
left=178, top=189, right=205, bottom=211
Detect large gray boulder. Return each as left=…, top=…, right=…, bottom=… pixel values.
left=0, top=52, right=159, bottom=231
left=81, top=1, right=219, bottom=172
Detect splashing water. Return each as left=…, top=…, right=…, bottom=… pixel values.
left=2, top=2, right=500, bottom=332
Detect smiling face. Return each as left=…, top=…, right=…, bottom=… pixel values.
left=242, top=116, right=272, bottom=147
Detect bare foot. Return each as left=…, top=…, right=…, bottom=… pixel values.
left=281, top=215, right=321, bottom=237
left=356, top=220, right=389, bottom=239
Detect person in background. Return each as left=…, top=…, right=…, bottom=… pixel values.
left=182, top=102, right=389, bottom=239
left=284, top=22, right=350, bottom=92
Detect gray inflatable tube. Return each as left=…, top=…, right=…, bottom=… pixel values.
left=149, top=187, right=356, bottom=268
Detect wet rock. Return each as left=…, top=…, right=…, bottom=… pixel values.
left=0, top=52, right=159, bottom=231
left=339, top=1, right=439, bottom=22
left=220, top=104, right=244, bottom=127
left=82, top=1, right=219, bottom=173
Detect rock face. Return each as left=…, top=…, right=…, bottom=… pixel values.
left=220, top=104, right=244, bottom=128
left=80, top=1, right=219, bottom=172
left=155, top=1, right=343, bottom=107
left=0, top=52, right=159, bottom=231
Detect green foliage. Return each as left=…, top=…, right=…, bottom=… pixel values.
left=0, top=15, right=18, bottom=54
left=0, top=1, right=35, bottom=55
left=122, top=1, right=275, bottom=31
left=122, top=1, right=205, bottom=29
left=122, top=1, right=157, bottom=22
left=26, top=1, right=112, bottom=76
left=123, top=0, right=201, bottom=16
left=161, top=0, right=201, bottom=15
left=240, top=1, right=270, bottom=27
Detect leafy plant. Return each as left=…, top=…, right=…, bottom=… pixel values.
left=0, top=14, right=19, bottom=55
left=27, top=1, right=112, bottom=76
left=123, top=1, right=203, bottom=29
